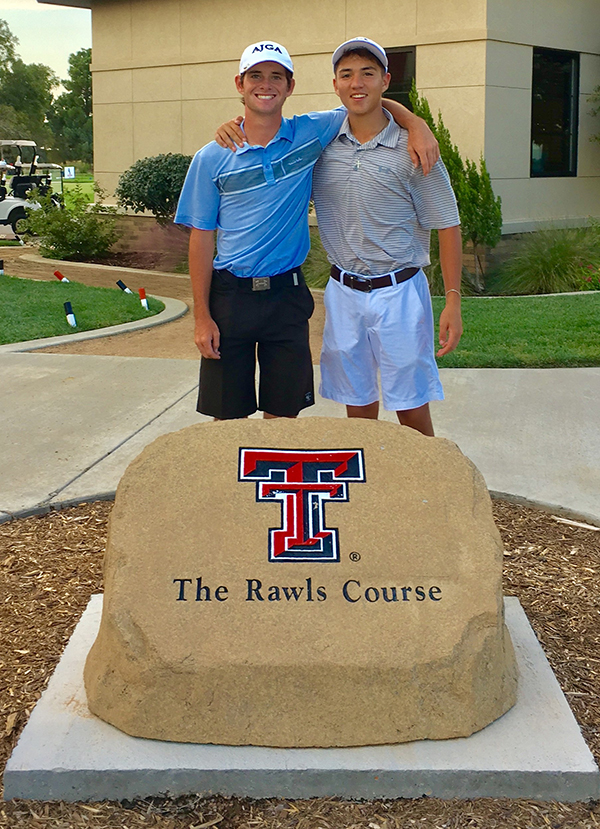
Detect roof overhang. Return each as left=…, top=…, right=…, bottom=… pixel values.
left=37, top=0, right=91, bottom=8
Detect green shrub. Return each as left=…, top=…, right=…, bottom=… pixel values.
left=409, top=82, right=502, bottom=292
left=577, top=264, right=600, bottom=291
left=25, top=186, right=120, bottom=261
left=116, top=153, right=192, bottom=224
left=456, top=156, right=502, bottom=287
left=497, top=226, right=600, bottom=295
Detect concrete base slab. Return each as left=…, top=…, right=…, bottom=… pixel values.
left=4, top=596, right=599, bottom=802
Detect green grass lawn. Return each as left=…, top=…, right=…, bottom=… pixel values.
left=62, top=176, right=95, bottom=208
left=433, top=293, right=600, bottom=368
left=304, top=227, right=600, bottom=368
left=0, top=275, right=164, bottom=345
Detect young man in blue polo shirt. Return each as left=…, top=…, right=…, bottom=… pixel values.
left=175, top=40, right=438, bottom=420
left=312, top=38, right=462, bottom=436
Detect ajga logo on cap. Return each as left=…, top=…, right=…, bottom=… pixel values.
left=252, top=43, right=282, bottom=54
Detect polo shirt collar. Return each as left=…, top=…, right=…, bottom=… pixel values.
left=338, top=108, right=400, bottom=149
left=236, top=116, right=294, bottom=154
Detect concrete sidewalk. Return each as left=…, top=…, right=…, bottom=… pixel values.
left=2, top=351, right=599, bottom=525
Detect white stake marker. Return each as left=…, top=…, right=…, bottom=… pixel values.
left=116, top=279, right=134, bottom=294
left=63, top=301, right=77, bottom=328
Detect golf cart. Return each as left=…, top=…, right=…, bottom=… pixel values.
left=0, top=140, right=63, bottom=235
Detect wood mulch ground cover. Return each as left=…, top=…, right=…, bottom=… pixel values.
left=1, top=499, right=600, bottom=828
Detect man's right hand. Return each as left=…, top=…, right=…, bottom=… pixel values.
left=195, top=316, right=221, bottom=359
left=215, top=116, right=246, bottom=151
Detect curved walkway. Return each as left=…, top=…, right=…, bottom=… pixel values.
left=1, top=247, right=599, bottom=526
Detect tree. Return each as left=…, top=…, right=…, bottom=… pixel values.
left=409, top=82, right=502, bottom=290
left=457, top=157, right=502, bottom=285
left=0, top=104, right=30, bottom=140
left=0, top=19, right=17, bottom=79
left=116, top=154, right=193, bottom=224
left=0, top=58, right=58, bottom=147
left=48, top=48, right=92, bottom=164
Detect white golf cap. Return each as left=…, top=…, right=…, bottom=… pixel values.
left=239, top=41, right=294, bottom=75
left=332, top=37, right=388, bottom=72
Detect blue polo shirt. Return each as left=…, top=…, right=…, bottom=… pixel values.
left=174, top=109, right=345, bottom=277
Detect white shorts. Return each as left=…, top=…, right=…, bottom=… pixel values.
left=319, top=269, right=444, bottom=412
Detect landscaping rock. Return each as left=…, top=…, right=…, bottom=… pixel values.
left=84, top=417, right=517, bottom=747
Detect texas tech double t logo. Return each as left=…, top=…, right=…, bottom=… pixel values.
left=239, top=448, right=366, bottom=562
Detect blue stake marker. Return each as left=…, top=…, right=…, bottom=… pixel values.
left=64, top=301, right=77, bottom=328
left=0, top=259, right=4, bottom=276
left=116, top=279, right=134, bottom=294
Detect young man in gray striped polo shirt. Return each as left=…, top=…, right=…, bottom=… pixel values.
left=312, top=37, right=463, bottom=437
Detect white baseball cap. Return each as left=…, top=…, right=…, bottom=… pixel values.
left=239, top=41, right=294, bottom=75
left=332, top=37, right=388, bottom=72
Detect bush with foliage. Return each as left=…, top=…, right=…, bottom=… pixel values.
left=116, top=153, right=192, bottom=224
left=577, top=263, right=600, bottom=291
left=409, top=83, right=502, bottom=291
left=25, top=186, right=120, bottom=261
left=497, top=225, right=600, bottom=295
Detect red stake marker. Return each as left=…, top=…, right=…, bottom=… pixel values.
left=54, top=270, right=70, bottom=283
left=139, top=287, right=149, bottom=310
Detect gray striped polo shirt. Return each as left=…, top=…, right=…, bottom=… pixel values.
left=312, top=112, right=460, bottom=277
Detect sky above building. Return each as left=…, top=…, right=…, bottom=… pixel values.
left=0, top=0, right=91, bottom=83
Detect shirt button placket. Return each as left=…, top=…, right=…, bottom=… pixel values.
left=264, top=150, right=275, bottom=185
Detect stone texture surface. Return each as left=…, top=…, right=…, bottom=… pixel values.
left=84, top=417, right=517, bottom=747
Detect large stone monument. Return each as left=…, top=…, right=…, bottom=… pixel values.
left=84, top=418, right=517, bottom=747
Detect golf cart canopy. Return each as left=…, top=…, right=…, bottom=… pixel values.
left=0, top=141, right=62, bottom=171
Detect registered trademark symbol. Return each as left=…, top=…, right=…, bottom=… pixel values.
left=349, top=551, right=361, bottom=562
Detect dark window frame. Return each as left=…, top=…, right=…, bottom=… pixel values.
left=530, top=47, right=579, bottom=178
left=382, top=46, right=416, bottom=111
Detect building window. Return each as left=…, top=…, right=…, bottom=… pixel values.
left=383, top=47, right=416, bottom=110
left=531, top=47, right=579, bottom=177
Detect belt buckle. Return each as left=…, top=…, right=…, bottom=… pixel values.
left=350, top=274, right=372, bottom=293
left=252, top=277, right=270, bottom=291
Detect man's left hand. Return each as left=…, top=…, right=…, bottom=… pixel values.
left=437, top=302, right=463, bottom=357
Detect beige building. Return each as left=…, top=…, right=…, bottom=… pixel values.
left=42, top=0, right=600, bottom=232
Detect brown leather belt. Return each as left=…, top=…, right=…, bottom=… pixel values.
left=330, top=264, right=419, bottom=293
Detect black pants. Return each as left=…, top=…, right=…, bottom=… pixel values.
left=198, top=269, right=315, bottom=419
